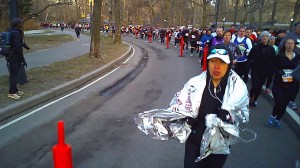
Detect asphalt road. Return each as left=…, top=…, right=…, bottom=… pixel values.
left=0, top=35, right=299, bottom=168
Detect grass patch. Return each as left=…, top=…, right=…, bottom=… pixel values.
left=0, top=36, right=128, bottom=108
left=24, top=34, right=74, bottom=54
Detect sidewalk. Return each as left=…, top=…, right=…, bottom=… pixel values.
left=0, top=29, right=91, bottom=76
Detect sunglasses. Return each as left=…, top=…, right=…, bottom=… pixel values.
left=210, top=49, right=228, bottom=55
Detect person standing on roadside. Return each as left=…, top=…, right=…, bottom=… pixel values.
left=247, top=31, right=276, bottom=108
left=232, top=27, right=253, bottom=83
left=267, top=38, right=300, bottom=128
left=7, top=18, right=28, bottom=100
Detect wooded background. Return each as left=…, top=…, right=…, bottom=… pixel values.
left=0, top=0, right=299, bottom=31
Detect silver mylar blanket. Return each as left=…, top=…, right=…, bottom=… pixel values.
left=134, top=109, right=191, bottom=143
left=134, top=109, right=253, bottom=162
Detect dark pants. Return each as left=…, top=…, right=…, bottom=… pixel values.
left=184, top=140, right=228, bottom=168
left=175, top=38, right=179, bottom=46
left=250, top=72, right=269, bottom=102
left=8, top=61, right=21, bottom=94
left=234, top=62, right=250, bottom=83
left=184, top=39, right=189, bottom=51
left=160, top=36, right=165, bottom=43
left=265, top=72, right=274, bottom=88
left=290, top=83, right=299, bottom=102
left=190, top=41, right=197, bottom=53
left=272, top=82, right=297, bottom=120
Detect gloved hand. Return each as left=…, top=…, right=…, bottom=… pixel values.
left=217, top=109, right=232, bottom=123
left=22, top=61, right=27, bottom=67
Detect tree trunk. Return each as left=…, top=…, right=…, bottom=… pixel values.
left=90, top=0, right=103, bottom=59
left=233, top=0, right=239, bottom=26
left=271, top=0, right=278, bottom=24
left=258, top=0, right=265, bottom=30
left=114, top=0, right=122, bottom=44
left=74, top=0, right=81, bottom=21
left=192, top=3, right=197, bottom=27
left=293, top=0, right=300, bottom=24
left=0, top=0, right=9, bottom=31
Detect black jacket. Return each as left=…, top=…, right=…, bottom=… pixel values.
left=273, top=52, right=300, bottom=87
left=248, top=43, right=276, bottom=73
left=8, top=27, right=25, bottom=63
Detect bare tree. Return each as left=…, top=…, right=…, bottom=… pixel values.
left=114, top=0, right=122, bottom=44
left=0, top=0, right=9, bottom=31
left=90, top=0, right=103, bottom=59
left=293, top=0, right=300, bottom=23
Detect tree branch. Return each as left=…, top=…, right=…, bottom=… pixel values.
left=23, top=2, right=72, bottom=22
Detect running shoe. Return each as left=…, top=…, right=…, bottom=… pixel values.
left=17, top=91, right=24, bottom=96
left=274, top=119, right=282, bottom=128
left=249, top=101, right=257, bottom=108
left=267, top=116, right=276, bottom=127
left=265, top=88, right=272, bottom=94
left=288, top=101, right=298, bottom=110
left=8, top=93, right=20, bottom=100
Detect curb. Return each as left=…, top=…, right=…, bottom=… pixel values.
left=0, top=45, right=133, bottom=122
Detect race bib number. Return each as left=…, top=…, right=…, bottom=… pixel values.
left=196, top=41, right=200, bottom=44
left=185, top=33, right=189, bottom=37
left=191, top=35, right=195, bottom=39
left=282, top=69, right=293, bottom=82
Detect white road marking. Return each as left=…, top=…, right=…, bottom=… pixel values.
left=0, top=46, right=135, bottom=130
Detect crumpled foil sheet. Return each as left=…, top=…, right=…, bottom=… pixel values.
left=196, top=114, right=240, bottom=162
left=134, top=109, right=191, bottom=143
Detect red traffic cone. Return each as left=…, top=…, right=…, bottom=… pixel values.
left=179, top=36, right=184, bottom=57
left=202, top=43, right=209, bottom=71
left=166, top=34, right=170, bottom=49
left=52, top=121, right=73, bottom=168
left=149, top=34, right=152, bottom=43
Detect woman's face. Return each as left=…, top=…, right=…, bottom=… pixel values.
left=207, top=31, right=212, bottom=35
left=285, top=39, right=295, bottom=52
left=203, top=30, right=207, bottom=34
left=261, top=35, right=269, bottom=44
left=269, top=38, right=275, bottom=45
left=223, top=32, right=231, bottom=43
left=208, top=58, right=229, bottom=82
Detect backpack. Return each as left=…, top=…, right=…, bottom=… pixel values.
left=0, top=31, right=13, bottom=60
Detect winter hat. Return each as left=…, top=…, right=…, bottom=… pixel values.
left=260, top=31, right=270, bottom=38
left=11, top=18, right=23, bottom=27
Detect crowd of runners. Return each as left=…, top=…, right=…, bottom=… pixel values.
left=119, top=23, right=300, bottom=128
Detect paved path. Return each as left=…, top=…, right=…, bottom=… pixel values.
left=0, top=29, right=90, bottom=76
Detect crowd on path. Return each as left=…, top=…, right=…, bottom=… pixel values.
left=132, top=23, right=300, bottom=168
left=124, top=23, right=300, bottom=128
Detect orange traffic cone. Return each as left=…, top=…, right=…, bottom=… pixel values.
left=166, top=34, right=170, bottom=49
left=202, top=43, right=209, bottom=71
left=179, top=36, right=184, bottom=57
left=52, top=121, right=73, bottom=168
